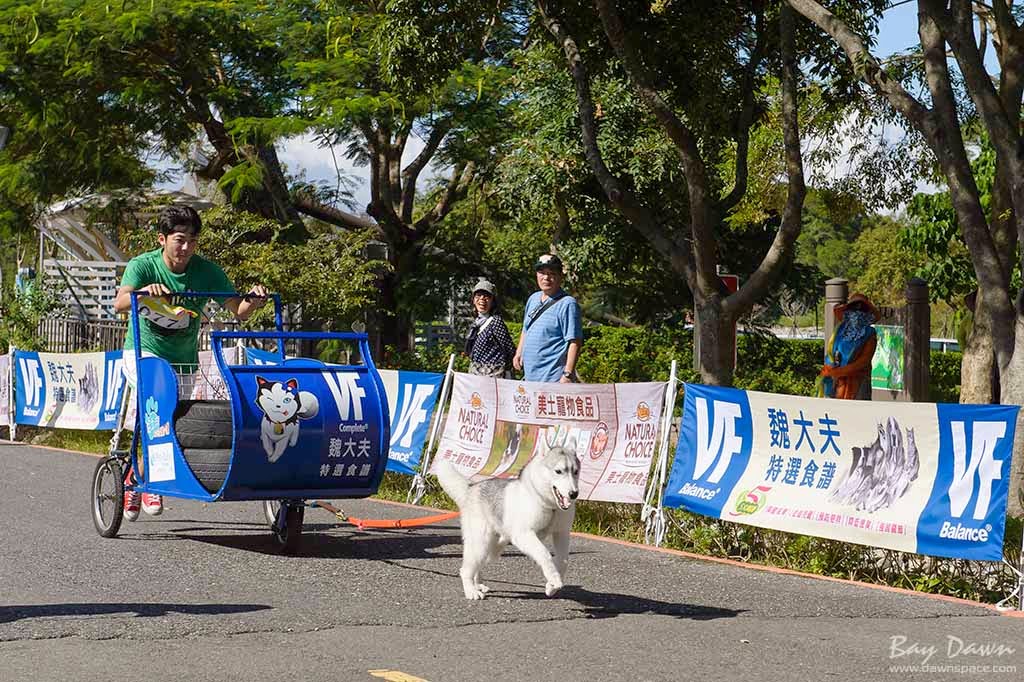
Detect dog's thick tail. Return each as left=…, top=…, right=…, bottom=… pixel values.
left=433, top=460, right=470, bottom=508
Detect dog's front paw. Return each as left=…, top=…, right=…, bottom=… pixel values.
left=464, top=586, right=488, bottom=600
left=476, top=583, right=490, bottom=594
left=545, top=577, right=563, bottom=597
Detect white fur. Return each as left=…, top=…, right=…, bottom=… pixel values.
left=435, top=442, right=580, bottom=600
left=255, top=379, right=319, bottom=462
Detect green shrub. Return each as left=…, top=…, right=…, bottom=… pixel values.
left=929, top=350, right=962, bottom=403
left=735, top=335, right=822, bottom=396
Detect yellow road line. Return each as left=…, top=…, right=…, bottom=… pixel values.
left=368, top=669, right=430, bottom=682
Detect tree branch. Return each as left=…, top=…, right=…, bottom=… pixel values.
left=400, top=121, right=451, bottom=223
left=414, top=161, right=476, bottom=231
left=592, top=0, right=715, bottom=293
left=536, top=1, right=695, bottom=289
left=293, top=191, right=382, bottom=234
left=726, top=2, right=806, bottom=317
left=785, top=0, right=935, bottom=131
left=720, top=4, right=767, bottom=214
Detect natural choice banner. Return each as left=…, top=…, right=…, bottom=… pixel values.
left=663, top=383, right=1019, bottom=562
left=433, top=373, right=666, bottom=504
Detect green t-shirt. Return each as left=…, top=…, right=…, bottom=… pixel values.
left=121, top=248, right=235, bottom=367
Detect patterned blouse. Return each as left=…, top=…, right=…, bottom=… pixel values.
left=467, top=315, right=516, bottom=369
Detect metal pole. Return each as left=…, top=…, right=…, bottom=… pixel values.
left=8, top=345, right=17, bottom=442
left=408, top=353, right=456, bottom=504
left=643, top=360, right=678, bottom=546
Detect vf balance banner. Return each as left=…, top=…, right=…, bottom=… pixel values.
left=663, top=383, right=1019, bottom=562
left=243, top=346, right=443, bottom=474
left=433, top=373, right=666, bottom=504
left=14, top=350, right=127, bottom=430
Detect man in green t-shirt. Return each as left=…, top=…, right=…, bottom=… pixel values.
left=114, top=205, right=269, bottom=519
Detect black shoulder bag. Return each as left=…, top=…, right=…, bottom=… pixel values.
left=524, top=292, right=565, bottom=331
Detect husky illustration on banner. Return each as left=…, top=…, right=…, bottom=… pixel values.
left=255, top=376, right=319, bottom=462
left=832, top=416, right=920, bottom=513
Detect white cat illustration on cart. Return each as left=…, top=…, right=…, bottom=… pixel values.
left=254, top=376, right=320, bottom=462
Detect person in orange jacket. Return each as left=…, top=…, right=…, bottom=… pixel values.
left=820, top=293, right=879, bottom=400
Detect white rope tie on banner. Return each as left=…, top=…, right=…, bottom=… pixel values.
left=995, top=525, right=1024, bottom=612
left=408, top=353, right=455, bottom=505
left=642, top=360, right=678, bottom=547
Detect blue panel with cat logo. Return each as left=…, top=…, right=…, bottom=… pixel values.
left=215, top=348, right=390, bottom=501
left=126, top=289, right=391, bottom=504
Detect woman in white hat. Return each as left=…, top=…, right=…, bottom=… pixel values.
left=465, top=278, right=516, bottom=377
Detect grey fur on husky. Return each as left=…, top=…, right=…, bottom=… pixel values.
left=435, top=444, right=580, bottom=600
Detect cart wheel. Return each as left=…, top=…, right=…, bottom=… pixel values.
left=272, top=504, right=304, bottom=555
left=263, top=499, right=281, bottom=527
left=92, top=457, right=125, bottom=538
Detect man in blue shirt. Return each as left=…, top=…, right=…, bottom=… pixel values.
left=513, top=254, right=583, bottom=383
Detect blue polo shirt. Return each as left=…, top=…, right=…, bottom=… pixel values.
left=521, top=290, right=583, bottom=382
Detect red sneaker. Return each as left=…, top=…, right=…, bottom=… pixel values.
left=141, top=493, right=163, bottom=516
left=123, top=467, right=140, bottom=521
left=124, top=486, right=141, bottom=522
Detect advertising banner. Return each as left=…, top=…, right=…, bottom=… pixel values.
left=243, top=346, right=443, bottom=474
left=871, top=325, right=905, bottom=391
left=378, top=369, right=444, bottom=474
left=433, top=373, right=666, bottom=503
left=663, top=383, right=1019, bottom=561
left=0, top=353, right=10, bottom=427
left=14, top=350, right=127, bottom=430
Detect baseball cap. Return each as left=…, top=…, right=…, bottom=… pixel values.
left=534, top=253, right=564, bottom=272
left=472, top=279, right=497, bottom=296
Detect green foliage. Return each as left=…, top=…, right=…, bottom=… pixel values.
left=929, top=350, right=963, bottom=404
left=120, top=205, right=385, bottom=329
left=734, top=335, right=823, bottom=396
left=574, top=325, right=696, bottom=385
left=849, top=215, right=925, bottom=307
left=0, top=280, right=62, bottom=351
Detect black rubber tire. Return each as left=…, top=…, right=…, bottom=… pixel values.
left=92, top=457, right=125, bottom=538
left=174, top=400, right=233, bottom=450
left=273, top=504, right=304, bottom=555
left=181, top=447, right=232, bottom=493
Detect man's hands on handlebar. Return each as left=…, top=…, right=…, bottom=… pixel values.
left=231, top=284, right=270, bottom=321
left=242, top=284, right=270, bottom=305
left=140, top=283, right=173, bottom=297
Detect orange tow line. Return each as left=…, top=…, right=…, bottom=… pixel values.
left=313, top=500, right=459, bottom=530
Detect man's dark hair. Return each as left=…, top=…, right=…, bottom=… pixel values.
left=156, top=205, right=202, bottom=237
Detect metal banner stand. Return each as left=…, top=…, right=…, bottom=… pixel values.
left=408, top=353, right=456, bottom=505
left=642, top=360, right=678, bottom=547
left=7, top=346, right=16, bottom=442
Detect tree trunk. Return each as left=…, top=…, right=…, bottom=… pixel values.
left=375, top=269, right=413, bottom=354
left=1000, top=312, right=1024, bottom=517
left=695, top=298, right=736, bottom=387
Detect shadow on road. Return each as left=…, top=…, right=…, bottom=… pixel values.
left=505, top=586, right=743, bottom=620
left=164, top=524, right=464, bottom=559
left=0, top=602, right=272, bottom=624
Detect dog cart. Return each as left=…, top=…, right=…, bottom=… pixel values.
left=90, top=291, right=391, bottom=554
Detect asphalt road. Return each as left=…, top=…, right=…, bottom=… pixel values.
left=0, top=442, right=1021, bottom=682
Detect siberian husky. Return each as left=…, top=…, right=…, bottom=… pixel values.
left=435, top=443, right=580, bottom=600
